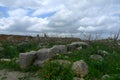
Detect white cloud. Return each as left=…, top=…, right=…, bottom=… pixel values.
left=0, top=0, right=120, bottom=37
left=0, top=16, right=51, bottom=33
left=0, top=0, right=42, bottom=9
left=8, top=8, right=28, bottom=17
left=0, top=17, right=14, bottom=30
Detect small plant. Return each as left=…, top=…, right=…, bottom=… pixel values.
left=40, top=62, right=74, bottom=80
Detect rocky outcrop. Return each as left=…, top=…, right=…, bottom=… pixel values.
left=19, top=45, right=67, bottom=69
left=18, top=42, right=88, bottom=69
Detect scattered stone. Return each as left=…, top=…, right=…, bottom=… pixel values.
left=72, top=60, right=88, bottom=78
left=71, top=42, right=88, bottom=46
left=118, top=42, right=120, bottom=46
left=15, top=59, right=19, bottom=63
left=64, top=56, right=69, bottom=59
left=68, top=51, right=72, bottom=54
left=101, top=74, right=110, bottom=80
left=36, top=48, right=55, bottom=60
left=0, top=58, right=11, bottom=62
left=98, top=50, right=109, bottom=57
left=67, top=44, right=77, bottom=51
left=67, top=42, right=88, bottom=51
left=55, top=53, right=61, bottom=57
left=73, top=77, right=84, bottom=80
left=50, top=45, right=67, bottom=54
left=19, top=51, right=36, bottom=69
left=90, top=55, right=104, bottom=61
left=77, top=46, right=82, bottom=50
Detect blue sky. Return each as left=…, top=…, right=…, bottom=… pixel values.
left=0, top=0, right=120, bottom=38
left=0, top=6, right=9, bottom=17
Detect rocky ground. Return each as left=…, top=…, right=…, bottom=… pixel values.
left=0, top=70, right=40, bottom=80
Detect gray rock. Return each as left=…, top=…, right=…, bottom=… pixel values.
left=72, top=60, right=88, bottom=78
left=19, top=51, right=36, bottom=69
left=33, top=59, right=49, bottom=67
left=101, top=74, right=110, bottom=80
left=67, top=44, right=77, bottom=51
left=77, top=46, right=82, bottom=50
left=50, top=45, right=67, bottom=54
left=67, top=42, right=88, bottom=51
left=118, top=42, right=120, bottom=46
left=90, top=55, right=103, bottom=61
left=64, top=56, right=69, bottom=59
left=36, top=48, right=55, bottom=60
left=73, top=77, right=84, bottom=80
left=71, top=42, right=88, bottom=46
left=0, top=58, right=11, bottom=62
left=98, top=50, right=109, bottom=57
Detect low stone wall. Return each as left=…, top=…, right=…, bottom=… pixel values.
left=19, top=41, right=88, bottom=69
left=19, top=45, right=67, bottom=69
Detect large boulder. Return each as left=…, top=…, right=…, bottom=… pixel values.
left=50, top=45, right=67, bottom=54
left=90, top=54, right=103, bottom=61
left=67, top=42, right=88, bottom=51
left=19, top=51, right=36, bottom=69
left=36, top=48, right=55, bottom=60
left=72, top=60, right=88, bottom=78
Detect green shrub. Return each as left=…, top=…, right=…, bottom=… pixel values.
left=0, top=59, right=20, bottom=71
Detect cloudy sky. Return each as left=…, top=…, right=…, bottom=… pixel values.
left=0, top=0, right=120, bottom=37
